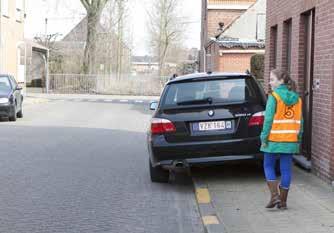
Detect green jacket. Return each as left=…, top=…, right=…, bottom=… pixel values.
left=260, top=84, right=303, bottom=154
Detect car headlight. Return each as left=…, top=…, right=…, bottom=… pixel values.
left=0, top=98, right=9, bottom=104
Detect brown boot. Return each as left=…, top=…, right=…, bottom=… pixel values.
left=265, top=181, right=281, bottom=208
left=278, top=186, right=289, bottom=209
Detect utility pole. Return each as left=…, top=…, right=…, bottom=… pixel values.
left=44, top=18, right=48, bottom=46
left=44, top=17, right=49, bottom=93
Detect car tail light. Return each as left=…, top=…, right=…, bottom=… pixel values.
left=151, top=118, right=176, bottom=134
left=248, top=111, right=265, bottom=126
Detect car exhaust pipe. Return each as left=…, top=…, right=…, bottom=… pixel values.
left=172, top=160, right=188, bottom=169
left=175, top=161, right=184, bottom=168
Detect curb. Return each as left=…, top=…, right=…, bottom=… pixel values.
left=23, top=97, right=49, bottom=106
left=192, top=177, right=227, bottom=233
left=24, top=95, right=158, bottom=104
left=26, top=94, right=160, bottom=101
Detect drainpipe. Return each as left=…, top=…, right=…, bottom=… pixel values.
left=203, top=46, right=206, bottom=72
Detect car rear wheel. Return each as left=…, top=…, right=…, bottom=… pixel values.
left=149, top=159, right=169, bottom=183
left=17, top=105, right=23, bottom=118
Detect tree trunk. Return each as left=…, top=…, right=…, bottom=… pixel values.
left=116, top=0, right=125, bottom=80
left=83, top=13, right=99, bottom=74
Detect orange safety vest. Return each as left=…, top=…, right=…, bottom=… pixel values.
left=268, top=92, right=302, bottom=143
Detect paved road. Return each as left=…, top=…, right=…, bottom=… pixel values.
left=0, top=98, right=203, bottom=233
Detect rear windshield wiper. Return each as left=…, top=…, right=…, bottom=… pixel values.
left=177, top=97, right=213, bottom=106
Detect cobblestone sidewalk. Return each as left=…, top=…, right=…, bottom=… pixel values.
left=194, top=164, right=334, bottom=233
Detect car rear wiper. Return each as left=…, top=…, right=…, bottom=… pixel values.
left=177, top=97, right=213, bottom=106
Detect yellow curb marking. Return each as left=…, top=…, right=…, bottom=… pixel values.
left=202, top=215, right=219, bottom=225
left=196, top=188, right=211, bottom=204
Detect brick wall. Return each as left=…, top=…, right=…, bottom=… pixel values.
left=219, top=53, right=255, bottom=72
left=206, top=42, right=220, bottom=72
left=265, top=0, right=334, bottom=183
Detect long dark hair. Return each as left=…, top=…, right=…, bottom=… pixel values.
left=271, top=69, right=297, bottom=92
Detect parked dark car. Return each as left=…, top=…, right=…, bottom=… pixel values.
left=0, top=74, right=23, bottom=121
left=147, top=72, right=267, bottom=182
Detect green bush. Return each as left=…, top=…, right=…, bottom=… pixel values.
left=251, top=54, right=265, bottom=81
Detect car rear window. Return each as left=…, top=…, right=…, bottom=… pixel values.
left=162, top=77, right=262, bottom=107
left=0, top=77, right=11, bottom=92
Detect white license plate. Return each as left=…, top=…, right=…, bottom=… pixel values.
left=197, top=120, right=232, bottom=131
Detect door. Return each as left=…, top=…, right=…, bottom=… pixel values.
left=302, top=9, right=315, bottom=160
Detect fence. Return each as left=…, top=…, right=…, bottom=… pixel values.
left=48, top=74, right=170, bottom=96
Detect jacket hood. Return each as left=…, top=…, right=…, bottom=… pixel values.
left=273, top=85, right=299, bottom=106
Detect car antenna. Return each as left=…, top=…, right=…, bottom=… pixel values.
left=170, top=73, right=178, bottom=80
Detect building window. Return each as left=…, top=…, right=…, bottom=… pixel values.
left=283, top=19, right=292, bottom=73
left=16, top=8, right=22, bottom=22
left=269, top=25, right=278, bottom=70
left=1, top=0, right=9, bottom=17
left=256, top=13, right=266, bottom=41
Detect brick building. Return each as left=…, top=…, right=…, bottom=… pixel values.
left=265, top=0, right=334, bottom=183
left=200, top=0, right=265, bottom=73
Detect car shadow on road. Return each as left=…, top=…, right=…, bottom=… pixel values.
left=191, top=161, right=264, bottom=182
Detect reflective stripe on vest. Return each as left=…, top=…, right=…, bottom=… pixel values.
left=268, top=92, right=302, bottom=143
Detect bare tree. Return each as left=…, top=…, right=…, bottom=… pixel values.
left=99, top=0, right=131, bottom=77
left=34, top=33, right=64, bottom=73
left=105, top=0, right=129, bottom=78
left=34, top=33, right=62, bottom=52
left=115, top=0, right=126, bottom=80
left=148, top=0, right=184, bottom=77
left=80, top=0, right=110, bottom=74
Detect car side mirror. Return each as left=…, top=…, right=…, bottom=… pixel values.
left=150, top=101, right=158, bottom=111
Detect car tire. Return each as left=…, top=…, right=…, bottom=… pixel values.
left=17, top=106, right=23, bottom=118
left=149, top=159, right=169, bottom=183
left=9, top=105, right=17, bottom=122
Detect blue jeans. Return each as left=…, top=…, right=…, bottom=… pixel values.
left=263, top=153, right=293, bottom=189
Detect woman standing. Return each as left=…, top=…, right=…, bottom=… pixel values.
left=261, top=69, right=303, bottom=210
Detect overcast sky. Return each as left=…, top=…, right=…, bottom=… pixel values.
left=25, top=0, right=201, bottom=55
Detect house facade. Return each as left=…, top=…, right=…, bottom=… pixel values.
left=265, top=0, right=334, bottom=183
left=0, top=0, right=25, bottom=83
left=54, top=17, right=131, bottom=75
left=200, top=0, right=257, bottom=71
